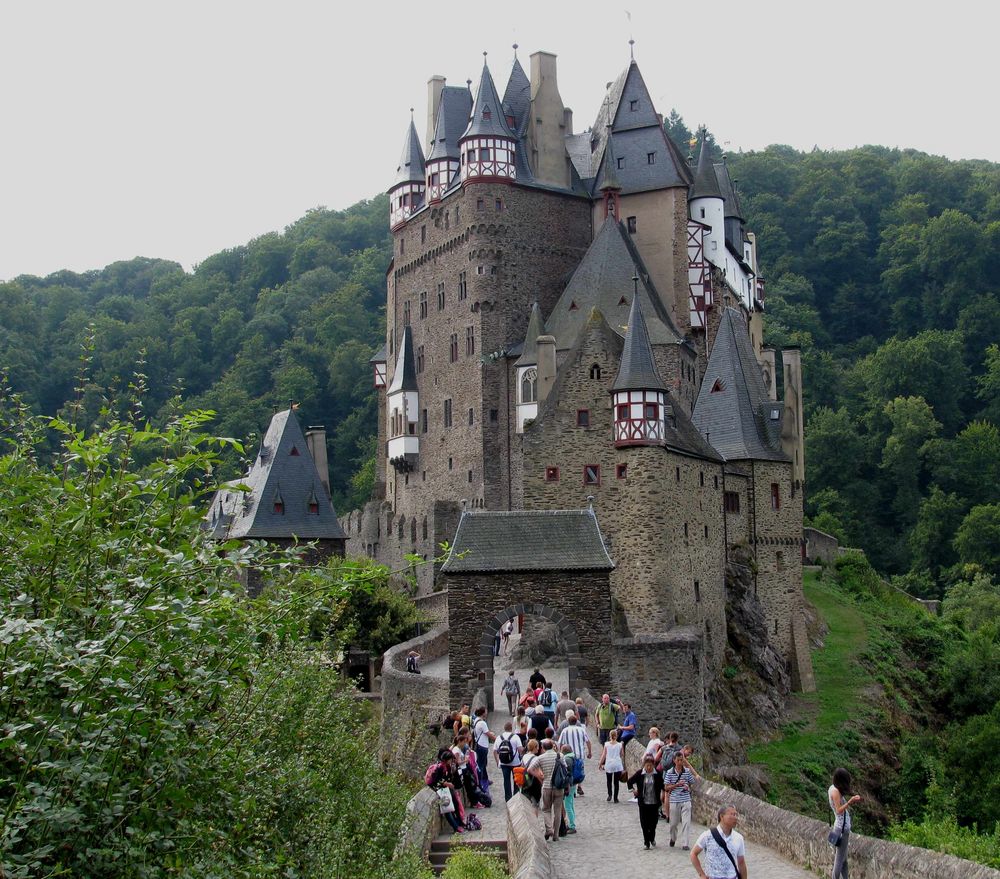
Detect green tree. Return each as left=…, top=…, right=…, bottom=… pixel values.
left=953, top=504, right=1000, bottom=578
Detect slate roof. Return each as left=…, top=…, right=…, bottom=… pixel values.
left=441, top=509, right=615, bottom=572
left=370, top=343, right=387, bottom=364
left=502, top=56, right=531, bottom=135
left=209, top=408, right=348, bottom=541
left=597, top=130, right=622, bottom=191
left=388, top=325, right=418, bottom=394
left=692, top=308, right=788, bottom=462
left=393, top=118, right=425, bottom=187
left=427, top=86, right=473, bottom=162
left=690, top=137, right=723, bottom=200
left=611, top=287, right=667, bottom=392
left=545, top=216, right=682, bottom=350
left=514, top=302, right=544, bottom=368
left=715, top=161, right=745, bottom=220
left=463, top=60, right=515, bottom=140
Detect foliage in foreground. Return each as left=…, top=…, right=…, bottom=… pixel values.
left=0, top=389, right=428, bottom=879
left=440, top=846, right=509, bottom=879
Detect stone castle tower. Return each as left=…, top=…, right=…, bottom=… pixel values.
left=341, top=47, right=813, bottom=733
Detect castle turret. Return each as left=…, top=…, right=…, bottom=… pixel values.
left=389, top=116, right=426, bottom=230
left=386, top=325, right=419, bottom=472
left=460, top=56, right=516, bottom=184
left=514, top=302, right=544, bottom=433
left=688, top=134, right=724, bottom=265
left=611, top=285, right=672, bottom=447
left=426, top=86, right=471, bottom=203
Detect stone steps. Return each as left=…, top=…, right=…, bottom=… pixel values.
left=428, top=838, right=508, bottom=876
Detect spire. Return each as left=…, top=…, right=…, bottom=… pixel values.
left=514, top=302, right=544, bottom=367
left=393, top=116, right=426, bottom=186
left=689, top=132, right=723, bottom=201
left=462, top=55, right=515, bottom=140
left=388, top=325, right=418, bottom=394
left=611, top=278, right=667, bottom=392
left=502, top=53, right=531, bottom=134
left=598, top=127, right=622, bottom=192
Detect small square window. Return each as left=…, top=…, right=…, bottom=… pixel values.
left=583, top=464, right=601, bottom=486
left=675, top=467, right=681, bottom=483
left=468, top=407, right=474, bottom=425
left=629, top=99, right=638, bottom=111
left=647, top=151, right=656, bottom=164
left=616, top=463, right=627, bottom=480
left=490, top=409, right=499, bottom=423
left=627, top=216, right=637, bottom=234
left=771, top=483, right=781, bottom=510
left=704, top=525, right=709, bottom=539
left=577, top=409, right=590, bottom=428
left=617, top=403, right=629, bottom=420
left=644, top=402, right=657, bottom=420
left=421, top=226, right=426, bottom=244
left=684, top=522, right=689, bottom=538
left=448, top=457, right=453, bottom=470
left=545, top=466, right=559, bottom=482
left=468, top=469, right=473, bottom=483
left=495, top=199, right=503, bottom=211
left=477, top=198, right=484, bottom=211
left=421, top=409, right=427, bottom=433
left=617, top=156, right=625, bottom=170
left=724, top=491, right=740, bottom=514
left=700, top=471, right=705, bottom=487
left=714, top=475, right=719, bottom=490
left=694, top=580, right=701, bottom=603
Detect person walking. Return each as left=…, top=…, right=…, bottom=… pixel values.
left=628, top=754, right=665, bottom=849
left=537, top=739, right=567, bottom=841
left=829, top=768, right=862, bottom=879
left=557, top=712, right=591, bottom=796
left=595, top=693, right=619, bottom=745
left=574, top=697, right=589, bottom=731
left=500, top=669, right=521, bottom=716
left=660, top=731, right=682, bottom=819
left=501, top=619, right=514, bottom=654
left=665, top=749, right=700, bottom=849
left=556, top=690, right=575, bottom=720
left=691, top=805, right=746, bottom=879
left=520, top=740, right=544, bottom=811
left=598, top=728, right=625, bottom=802
left=529, top=668, right=545, bottom=690
left=494, top=720, right=523, bottom=802
left=560, top=743, right=579, bottom=834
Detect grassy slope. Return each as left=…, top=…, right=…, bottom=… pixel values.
left=747, top=570, right=873, bottom=823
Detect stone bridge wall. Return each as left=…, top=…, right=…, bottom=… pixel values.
left=380, top=625, right=450, bottom=775
left=692, top=779, right=1000, bottom=879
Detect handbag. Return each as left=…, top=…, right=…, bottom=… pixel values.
left=436, top=787, right=455, bottom=815
left=828, top=808, right=847, bottom=846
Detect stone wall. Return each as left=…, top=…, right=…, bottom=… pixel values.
left=414, top=589, right=448, bottom=625
left=506, top=792, right=554, bottom=879
left=396, top=786, right=442, bottom=863
left=444, top=570, right=614, bottom=709
left=612, top=629, right=705, bottom=749
left=804, top=526, right=839, bottom=565
left=380, top=626, right=450, bottom=775
left=692, top=779, right=1000, bottom=879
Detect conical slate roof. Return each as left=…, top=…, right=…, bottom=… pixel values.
left=214, top=408, right=348, bottom=541
left=514, top=302, right=544, bottom=367
left=393, top=118, right=425, bottom=187
left=388, top=325, right=418, bottom=394
left=715, top=161, right=745, bottom=220
left=545, top=216, right=682, bottom=350
left=463, top=60, right=515, bottom=140
left=689, top=136, right=723, bottom=200
left=597, top=130, right=622, bottom=191
left=611, top=288, right=667, bottom=392
left=692, top=308, right=788, bottom=462
left=502, top=55, right=531, bottom=135
left=428, top=86, right=473, bottom=162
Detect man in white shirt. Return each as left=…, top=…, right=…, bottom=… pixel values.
left=691, top=805, right=747, bottom=879
left=472, top=706, right=495, bottom=787
left=493, top=720, right=523, bottom=802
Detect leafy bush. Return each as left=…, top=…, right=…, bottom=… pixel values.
left=0, top=386, right=428, bottom=879
left=890, top=816, right=1000, bottom=868
left=440, top=846, right=509, bottom=879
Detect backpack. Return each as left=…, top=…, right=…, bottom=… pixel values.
left=496, top=733, right=515, bottom=765
left=571, top=756, right=586, bottom=785
left=541, top=688, right=554, bottom=707
left=465, top=813, right=482, bottom=831
left=405, top=654, right=417, bottom=672
left=551, top=755, right=570, bottom=790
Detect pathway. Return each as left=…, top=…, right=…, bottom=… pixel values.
left=426, top=640, right=817, bottom=878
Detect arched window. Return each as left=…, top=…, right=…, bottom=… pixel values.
left=520, top=368, right=538, bottom=404
left=589, top=363, right=602, bottom=380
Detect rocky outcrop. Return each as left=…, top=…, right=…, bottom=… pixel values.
left=507, top=618, right=567, bottom=666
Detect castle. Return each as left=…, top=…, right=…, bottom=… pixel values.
left=221, top=45, right=815, bottom=743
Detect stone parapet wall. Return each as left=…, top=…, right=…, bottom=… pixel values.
left=396, top=786, right=442, bottom=863
left=415, top=590, right=448, bottom=625
left=803, top=526, right=839, bottom=565
left=692, top=779, right=1000, bottom=879
left=380, top=626, right=450, bottom=775
left=506, top=790, right=554, bottom=879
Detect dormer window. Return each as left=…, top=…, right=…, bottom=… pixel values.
left=289, top=446, right=300, bottom=456
left=617, top=157, right=625, bottom=170
left=482, top=107, right=491, bottom=121
left=629, top=99, right=638, bottom=111
left=520, top=368, right=537, bottom=404
left=711, top=379, right=724, bottom=393
left=569, top=300, right=578, bottom=311
left=273, top=501, right=283, bottom=514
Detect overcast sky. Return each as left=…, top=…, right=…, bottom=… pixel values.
left=2, top=0, right=997, bottom=281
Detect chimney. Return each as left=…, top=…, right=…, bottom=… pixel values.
left=427, top=75, right=446, bottom=147
left=528, top=51, right=570, bottom=189
left=760, top=348, right=777, bottom=401
left=564, top=107, right=574, bottom=135
left=305, top=426, right=332, bottom=500
left=536, top=335, right=557, bottom=405
left=780, top=349, right=805, bottom=490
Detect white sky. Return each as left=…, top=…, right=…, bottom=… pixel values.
left=2, top=0, right=997, bottom=281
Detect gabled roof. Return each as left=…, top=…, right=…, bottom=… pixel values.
left=212, top=408, right=348, bottom=541
left=611, top=288, right=667, bottom=392
left=427, top=86, right=473, bottom=162
left=514, top=302, right=544, bottom=368
left=388, top=325, right=418, bottom=394
left=502, top=56, right=531, bottom=135
left=463, top=60, right=515, bottom=140
left=441, top=509, right=615, bottom=572
left=692, top=308, right=788, bottom=462
left=545, top=217, right=682, bottom=350
left=392, top=118, right=425, bottom=187
left=690, top=136, right=723, bottom=200
left=715, top=161, right=745, bottom=220
left=369, top=343, right=387, bottom=364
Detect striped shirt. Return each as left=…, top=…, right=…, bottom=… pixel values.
left=664, top=767, right=695, bottom=803
left=557, top=723, right=590, bottom=760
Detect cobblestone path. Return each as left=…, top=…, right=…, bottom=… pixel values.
left=427, top=640, right=818, bottom=878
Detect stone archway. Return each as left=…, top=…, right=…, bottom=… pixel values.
left=475, top=603, right=583, bottom=711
